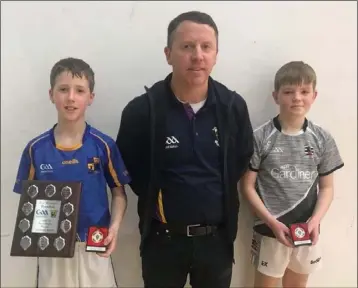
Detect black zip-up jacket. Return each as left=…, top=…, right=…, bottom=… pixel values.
left=116, top=74, right=254, bottom=252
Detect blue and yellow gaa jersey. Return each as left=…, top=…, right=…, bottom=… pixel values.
left=13, top=123, right=131, bottom=241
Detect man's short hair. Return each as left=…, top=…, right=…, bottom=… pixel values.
left=274, top=61, right=317, bottom=92
left=50, top=57, right=95, bottom=92
left=167, top=11, right=219, bottom=48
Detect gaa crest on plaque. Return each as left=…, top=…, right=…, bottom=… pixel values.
left=10, top=180, right=81, bottom=258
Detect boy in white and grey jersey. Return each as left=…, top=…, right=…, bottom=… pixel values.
left=251, top=116, right=343, bottom=237
left=241, top=61, right=344, bottom=287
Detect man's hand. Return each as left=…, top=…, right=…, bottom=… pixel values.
left=307, top=218, right=320, bottom=245
left=97, top=225, right=119, bottom=258
left=269, top=220, right=294, bottom=248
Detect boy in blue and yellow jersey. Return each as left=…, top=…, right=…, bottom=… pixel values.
left=13, top=57, right=131, bottom=287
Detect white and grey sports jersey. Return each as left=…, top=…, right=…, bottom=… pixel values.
left=249, top=116, right=344, bottom=238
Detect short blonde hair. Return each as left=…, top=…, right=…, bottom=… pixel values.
left=274, top=61, right=316, bottom=92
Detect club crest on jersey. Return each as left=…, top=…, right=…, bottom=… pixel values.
left=87, top=157, right=100, bottom=173
left=304, top=145, right=314, bottom=156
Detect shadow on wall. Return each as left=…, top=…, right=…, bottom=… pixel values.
left=232, top=92, right=277, bottom=287
left=112, top=231, right=144, bottom=287
left=248, top=89, right=278, bottom=129
left=108, top=188, right=144, bottom=287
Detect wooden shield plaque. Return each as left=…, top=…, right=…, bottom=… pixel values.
left=10, top=180, right=81, bottom=258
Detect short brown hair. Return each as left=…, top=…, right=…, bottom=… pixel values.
left=50, top=57, right=95, bottom=92
left=167, top=11, right=219, bottom=48
left=274, top=61, right=316, bottom=92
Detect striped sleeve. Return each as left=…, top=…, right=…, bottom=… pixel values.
left=13, top=144, right=35, bottom=193
left=249, top=135, right=262, bottom=172
left=318, top=132, right=344, bottom=176
left=91, top=131, right=131, bottom=188
left=104, top=138, right=131, bottom=188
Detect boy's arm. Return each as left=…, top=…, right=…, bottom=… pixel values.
left=240, top=133, right=293, bottom=247
left=240, top=170, right=276, bottom=226
left=308, top=132, right=344, bottom=243
left=99, top=184, right=127, bottom=258
left=309, top=174, right=334, bottom=227
left=108, top=186, right=127, bottom=233
left=100, top=139, right=131, bottom=257
left=13, top=144, right=35, bottom=193
left=240, top=170, right=293, bottom=247
left=104, top=139, right=131, bottom=224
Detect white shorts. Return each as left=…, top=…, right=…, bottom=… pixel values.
left=251, top=231, right=322, bottom=278
left=37, top=242, right=117, bottom=287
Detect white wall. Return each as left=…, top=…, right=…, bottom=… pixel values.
left=1, top=1, right=356, bottom=287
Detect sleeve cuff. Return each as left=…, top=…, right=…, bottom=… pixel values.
left=319, top=163, right=344, bottom=176
left=248, top=163, right=259, bottom=172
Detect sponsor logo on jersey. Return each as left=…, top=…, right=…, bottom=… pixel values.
left=62, top=159, right=79, bottom=165
left=271, top=164, right=317, bottom=180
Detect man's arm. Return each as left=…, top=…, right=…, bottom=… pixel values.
left=116, top=96, right=150, bottom=196
left=234, top=94, right=254, bottom=180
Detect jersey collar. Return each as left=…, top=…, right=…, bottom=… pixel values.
left=50, top=122, right=91, bottom=150
left=273, top=115, right=308, bottom=132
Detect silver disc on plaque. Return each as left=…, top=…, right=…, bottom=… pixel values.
left=61, top=186, right=72, bottom=200
left=54, top=236, right=66, bottom=251
left=20, top=235, right=32, bottom=250
left=38, top=236, right=49, bottom=250
left=27, top=185, right=38, bottom=198
left=63, top=203, right=74, bottom=217
left=60, top=219, right=72, bottom=233
left=44, top=184, right=56, bottom=198
left=22, top=202, right=33, bottom=216
left=18, top=218, right=31, bottom=233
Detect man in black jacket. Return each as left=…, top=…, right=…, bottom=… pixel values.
left=116, top=11, right=254, bottom=288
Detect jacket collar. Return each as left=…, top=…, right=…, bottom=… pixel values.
left=162, top=73, right=217, bottom=108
